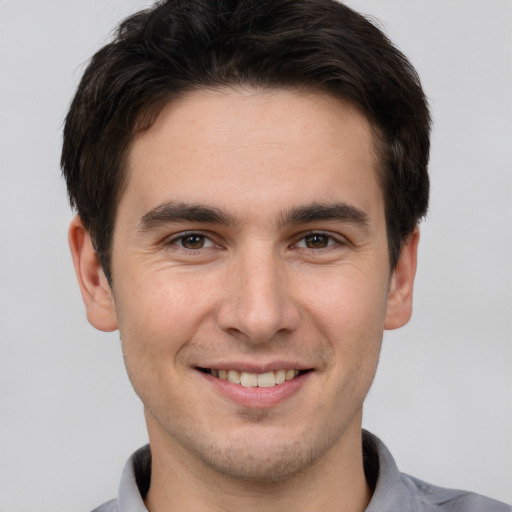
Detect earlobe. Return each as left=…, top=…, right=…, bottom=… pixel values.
left=68, top=216, right=118, bottom=332
left=384, top=228, right=420, bottom=330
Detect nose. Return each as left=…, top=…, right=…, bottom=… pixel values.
left=216, top=247, right=300, bottom=344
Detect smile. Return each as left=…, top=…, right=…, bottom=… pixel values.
left=199, top=368, right=308, bottom=388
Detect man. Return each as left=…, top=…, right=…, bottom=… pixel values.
left=61, top=0, right=510, bottom=511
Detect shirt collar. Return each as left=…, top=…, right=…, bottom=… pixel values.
left=362, top=430, right=421, bottom=511
left=117, top=445, right=151, bottom=512
left=116, top=430, right=418, bottom=512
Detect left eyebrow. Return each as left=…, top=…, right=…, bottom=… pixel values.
left=277, top=202, right=370, bottom=231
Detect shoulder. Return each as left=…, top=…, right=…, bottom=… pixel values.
left=402, top=474, right=511, bottom=512
left=90, top=498, right=118, bottom=512
left=363, top=431, right=510, bottom=512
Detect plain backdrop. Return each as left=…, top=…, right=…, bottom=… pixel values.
left=0, top=1, right=510, bottom=510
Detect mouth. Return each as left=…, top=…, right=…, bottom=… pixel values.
left=197, top=368, right=311, bottom=388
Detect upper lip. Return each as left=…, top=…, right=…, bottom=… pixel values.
left=195, top=361, right=313, bottom=373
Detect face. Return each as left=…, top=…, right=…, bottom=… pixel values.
left=71, top=87, right=417, bottom=483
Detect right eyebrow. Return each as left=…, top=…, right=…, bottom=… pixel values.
left=137, top=202, right=236, bottom=232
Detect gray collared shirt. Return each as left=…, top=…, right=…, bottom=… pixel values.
left=92, top=431, right=510, bottom=512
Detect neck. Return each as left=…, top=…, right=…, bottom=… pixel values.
left=144, top=419, right=372, bottom=512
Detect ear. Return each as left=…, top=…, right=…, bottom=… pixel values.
left=384, top=228, right=420, bottom=330
left=68, top=216, right=118, bottom=332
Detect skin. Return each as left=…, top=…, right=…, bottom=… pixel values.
left=69, top=88, right=419, bottom=512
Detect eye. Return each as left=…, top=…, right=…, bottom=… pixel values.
left=171, top=233, right=216, bottom=250
left=295, top=233, right=337, bottom=249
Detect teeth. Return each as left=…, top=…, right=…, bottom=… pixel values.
left=257, top=372, right=275, bottom=387
left=210, top=368, right=303, bottom=387
left=275, top=369, right=286, bottom=385
left=240, top=371, right=258, bottom=387
left=227, top=370, right=241, bottom=384
left=285, top=369, right=296, bottom=381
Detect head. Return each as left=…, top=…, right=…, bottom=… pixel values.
left=62, top=0, right=430, bottom=284
left=63, top=0, right=430, bottom=492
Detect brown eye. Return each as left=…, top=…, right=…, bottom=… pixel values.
left=168, top=232, right=217, bottom=251
left=179, top=234, right=207, bottom=249
left=303, top=233, right=331, bottom=249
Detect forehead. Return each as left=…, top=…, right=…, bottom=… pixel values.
left=121, top=87, right=383, bottom=225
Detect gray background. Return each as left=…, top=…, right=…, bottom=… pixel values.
left=0, top=1, right=510, bottom=510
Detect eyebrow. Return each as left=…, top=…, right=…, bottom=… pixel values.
left=278, top=202, right=370, bottom=230
left=138, top=202, right=236, bottom=231
left=138, top=201, right=370, bottom=232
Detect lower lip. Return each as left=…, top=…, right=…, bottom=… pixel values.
left=199, top=371, right=311, bottom=408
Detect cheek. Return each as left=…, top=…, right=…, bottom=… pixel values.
left=114, top=273, right=217, bottom=380
left=299, top=263, right=390, bottom=336
left=117, top=267, right=216, bottom=332
left=299, top=265, right=387, bottom=393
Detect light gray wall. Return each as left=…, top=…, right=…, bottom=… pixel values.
left=0, top=1, right=510, bottom=510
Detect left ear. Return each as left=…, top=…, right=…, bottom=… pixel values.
left=384, top=228, right=420, bottom=330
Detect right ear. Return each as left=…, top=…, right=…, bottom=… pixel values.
left=68, top=216, right=118, bottom=332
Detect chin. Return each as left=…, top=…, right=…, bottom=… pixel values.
left=184, top=426, right=337, bottom=484
left=201, top=445, right=315, bottom=483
